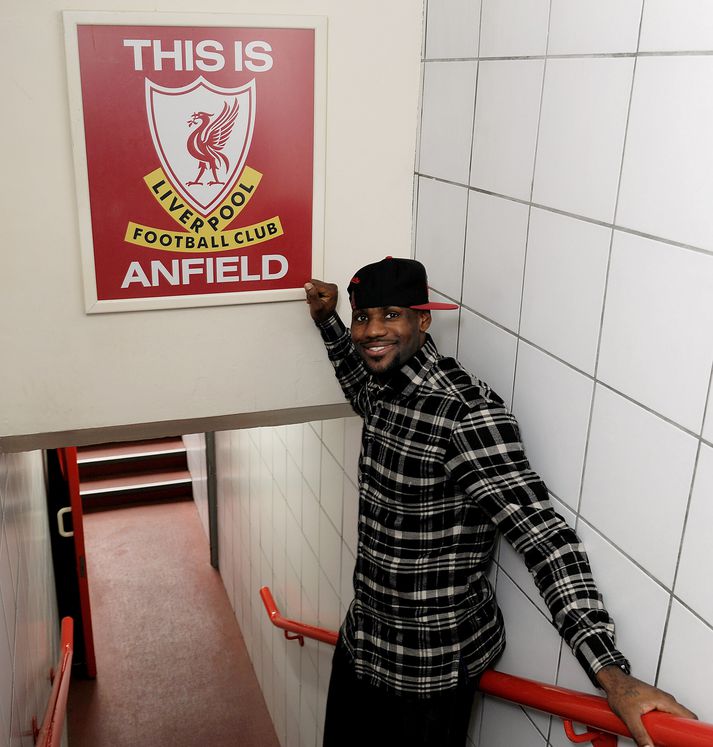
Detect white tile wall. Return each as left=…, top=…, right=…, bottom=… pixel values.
left=520, top=209, right=610, bottom=374
left=512, top=342, right=594, bottom=510
left=457, top=308, right=518, bottom=407
left=470, top=59, right=545, bottom=201
left=414, top=177, right=468, bottom=301
left=617, top=56, right=713, bottom=252
left=0, top=452, right=60, bottom=747
left=547, top=0, right=643, bottom=55
left=639, top=0, right=713, bottom=52
left=533, top=57, right=634, bottom=223
left=412, top=0, right=713, bottom=739
left=419, top=61, right=478, bottom=183
left=597, top=232, right=713, bottom=433
left=674, top=443, right=713, bottom=621
left=216, top=420, right=361, bottom=747
left=425, top=0, right=481, bottom=60
left=462, top=191, right=529, bottom=332
left=580, top=385, right=697, bottom=586
left=479, top=0, right=550, bottom=58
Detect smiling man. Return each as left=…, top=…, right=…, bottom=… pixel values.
left=304, top=257, right=693, bottom=747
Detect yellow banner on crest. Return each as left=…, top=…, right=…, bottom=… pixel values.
left=124, top=216, right=284, bottom=253
left=142, top=166, right=263, bottom=236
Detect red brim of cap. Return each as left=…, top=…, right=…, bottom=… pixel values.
left=410, top=302, right=459, bottom=310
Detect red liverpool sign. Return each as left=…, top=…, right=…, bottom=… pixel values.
left=64, top=13, right=325, bottom=312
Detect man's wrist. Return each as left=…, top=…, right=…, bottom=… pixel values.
left=596, top=663, right=632, bottom=692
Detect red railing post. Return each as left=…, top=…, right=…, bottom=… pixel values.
left=35, top=617, right=74, bottom=747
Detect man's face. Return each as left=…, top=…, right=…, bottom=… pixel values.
left=350, top=306, right=432, bottom=379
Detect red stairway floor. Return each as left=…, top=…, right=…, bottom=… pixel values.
left=67, top=500, right=279, bottom=747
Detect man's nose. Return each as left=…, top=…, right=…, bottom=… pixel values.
left=364, top=316, right=387, bottom=338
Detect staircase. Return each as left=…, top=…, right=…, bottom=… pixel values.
left=77, top=437, right=193, bottom=512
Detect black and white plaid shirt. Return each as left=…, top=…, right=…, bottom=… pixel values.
left=319, top=314, right=629, bottom=695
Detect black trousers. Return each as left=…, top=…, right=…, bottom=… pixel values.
left=322, top=641, right=479, bottom=747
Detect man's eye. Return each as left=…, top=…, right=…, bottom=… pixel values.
left=385, top=312, right=400, bottom=319
left=355, top=314, right=368, bottom=323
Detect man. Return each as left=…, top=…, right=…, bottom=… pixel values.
left=304, top=257, right=694, bottom=747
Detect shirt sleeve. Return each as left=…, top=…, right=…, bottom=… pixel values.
left=444, top=400, right=631, bottom=687
left=315, top=313, right=369, bottom=416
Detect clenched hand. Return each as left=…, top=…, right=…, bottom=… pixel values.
left=304, top=278, right=338, bottom=323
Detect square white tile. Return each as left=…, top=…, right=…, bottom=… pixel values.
left=548, top=0, right=643, bottom=55
left=321, top=418, right=345, bottom=467
left=470, top=59, right=545, bottom=201
left=617, top=56, right=713, bottom=251
left=492, top=573, right=559, bottom=734
left=640, top=0, right=713, bottom=52
left=318, top=509, right=342, bottom=595
left=597, top=232, right=713, bottom=433
left=580, top=385, right=698, bottom=587
left=457, top=308, right=518, bottom=407
left=425, top=0, right=481, bottom=59
left=520, top=208, right=611, bottom=374
left=415, top=177, right=469, bottom=300
left=576, top=521, right=669, bottom=683
left=533, top=57, right=634, bottom=223
left=512, top=342, right=594, bottom=509
left=302, top=480, right=320, bottom=558
left=343, top=417, right=362, bottom=488
left=419, top=61, right=478, bottom=183
left=479, top=698, right=548, bottom=746
left=479, top=0, right=550, bottom=57
left=658, top=601, right=713, bottom=723
left=302, top=425, right=322, bottom=498
left=462, top=191, right=529, bottom=332
left=704, top=383, right=713, bottom=444
left=674, top=443, right=713, bottom=621
left=318, top=569, right=341, bottom=631
left=319, top=446, right=343, bottom=532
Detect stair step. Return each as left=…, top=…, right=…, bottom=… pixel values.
left=77, top=438, right=187, bottom=480
left=77, top=437, right=184, bottom=462
left=79, top=469, right=190, bottom=495
left=80, top=469, right=193, bottom=513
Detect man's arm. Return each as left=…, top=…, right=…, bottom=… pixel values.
left=304, top=279, right=369, bottom=414
left=445, top=402, right=696, bottom=747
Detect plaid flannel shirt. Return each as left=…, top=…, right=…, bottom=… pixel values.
left=318, top=313, right=630, bottom=695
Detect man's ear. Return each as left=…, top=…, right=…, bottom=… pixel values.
left=418, top=311, right=432, bottom=333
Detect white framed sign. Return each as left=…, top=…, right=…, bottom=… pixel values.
left=64, top=11, right=326, bottom=313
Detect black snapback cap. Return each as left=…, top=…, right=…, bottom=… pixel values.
left=347, top=257, right=458, bottom=311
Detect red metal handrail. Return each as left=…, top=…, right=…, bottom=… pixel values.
left=259, top=586, right=713, bottom=747
left=34, top=616, right=74, bottom=747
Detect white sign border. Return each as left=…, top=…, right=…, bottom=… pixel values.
left=63, top=10, right=327, bottom=314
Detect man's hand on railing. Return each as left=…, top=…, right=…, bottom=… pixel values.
left=596, top=665, right=697, bottom=747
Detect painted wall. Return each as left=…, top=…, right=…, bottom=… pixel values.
left=0, top=0, right=422, bottom=449
left=415, top=1, right=713, bottom=745
left=0, top=452, right=61, bottom=747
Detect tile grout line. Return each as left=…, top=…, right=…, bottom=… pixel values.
left=424, top=49, right=713, bottom=63
left=415, top=173, right=713, bottom=259
left=574, top=7, right=643, bottom=523
left=511, top=8, right=552, bottom=416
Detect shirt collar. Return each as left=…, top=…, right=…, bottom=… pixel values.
left=369, top=334, right=440, bottom=399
